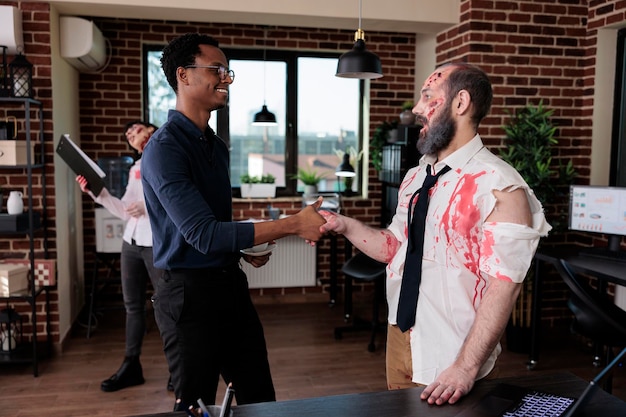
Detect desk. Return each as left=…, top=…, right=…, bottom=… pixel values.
left=130, top=372, right=626, bottom=417
left=530, top=247, right=626, bottom=368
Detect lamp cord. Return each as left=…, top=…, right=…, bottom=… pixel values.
left=358, top=0, right=362, bottom=30
left=262, top=27, right=268, bottom=105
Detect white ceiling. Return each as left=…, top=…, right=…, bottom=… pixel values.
left=49, top=0, right=459, bottom=34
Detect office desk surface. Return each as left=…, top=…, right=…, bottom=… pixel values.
left=535, top=247, right=626, bottom=285
left=132, top=372, right=626, bottom=417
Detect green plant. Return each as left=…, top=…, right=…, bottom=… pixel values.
left=370, top=120, right=398, bottom=172
left=333, top=146, right=363, bottom=166
left=240, top=173, right=275, bottom=184
left=500, top=100, right=576, bottom=215
left=291, top=166, right=325, bottom=186
left=500, top=101, right=577, bottom=333
left=401, top=100, right=414, bottom=111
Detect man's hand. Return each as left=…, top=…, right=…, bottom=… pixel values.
left=420, top=365, right=475, bottom=405
left=294, top=197, right=326, bottom=243
left=318, top=210, right=347, bottom=235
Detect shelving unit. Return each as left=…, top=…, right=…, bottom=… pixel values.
left=0, top=97, right=51, bottom=377
left=379, top=125, right=420, bottom=227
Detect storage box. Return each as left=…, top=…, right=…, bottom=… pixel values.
left=0, top=212, right=40, bottom=232
left=1, top=258, right=56, bottom=287
left=0, top=140, right=36, bottom=165
left=0, top=264, right=29, bottom=295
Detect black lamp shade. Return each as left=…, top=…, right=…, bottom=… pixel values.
left=336, top=153, right=356, bottom=177
left=252, top=104, right=278, bottom=126
left=336, top=39, right=383, bottom=80
left=9, top=53, right=33, bottom=98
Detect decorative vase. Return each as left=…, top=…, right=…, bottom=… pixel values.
left=303, top=185, right=318, bottom=196
left=399, top=109, right=415, bottom=125
left=7, top=191, right=23, bottom=214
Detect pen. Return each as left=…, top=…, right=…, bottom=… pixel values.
left=219, top=382, right=235, bottom=417
left=197, top=397, right=211, bottom=417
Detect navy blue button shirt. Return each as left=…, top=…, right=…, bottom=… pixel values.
left=142, top=110, right=254, bottom=270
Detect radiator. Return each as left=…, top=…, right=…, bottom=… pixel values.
left=241, top=235, right=317, bottom=288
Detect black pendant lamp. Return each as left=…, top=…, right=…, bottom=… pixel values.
left=252, top=104, right=277, bottom=126
left=252, top=27, right=278, bottom=126
left=336, top=0, right=383, bottom=79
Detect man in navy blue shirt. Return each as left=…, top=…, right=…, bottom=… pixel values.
left=142, top=33, right=325, bottom=412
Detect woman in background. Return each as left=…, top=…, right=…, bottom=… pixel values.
left=77, top=120, right=172, bottom=392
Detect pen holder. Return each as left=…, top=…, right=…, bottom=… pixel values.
left=205, top=405, right=233, bottom=417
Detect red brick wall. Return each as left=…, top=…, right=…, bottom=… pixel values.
left=2, top=2, right=626, bottom=343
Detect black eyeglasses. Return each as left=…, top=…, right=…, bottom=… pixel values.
left=184, top=65, right=235, bottom=82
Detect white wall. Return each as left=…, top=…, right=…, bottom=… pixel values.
left=50, top=5, right=86, bottom=346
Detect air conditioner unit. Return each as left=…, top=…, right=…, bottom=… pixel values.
left=60, top=16, right=108, bottom=72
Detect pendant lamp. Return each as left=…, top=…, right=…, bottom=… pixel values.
left=252, top=27, right=277, bottom=126
left=336, top=0, right=383, bottom=79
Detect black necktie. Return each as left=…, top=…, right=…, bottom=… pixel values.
left=396, top=164, right=451, bottom=332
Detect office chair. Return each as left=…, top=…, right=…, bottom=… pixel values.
left=334, top=252, right=387, bottom=352
left=554, top=258, right=626, bottom=393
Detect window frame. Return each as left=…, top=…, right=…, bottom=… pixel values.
left=611, top=28, right=626, bottom=187
left=142, top=45, right=365, bottom=197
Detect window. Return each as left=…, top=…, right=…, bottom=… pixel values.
left=144, top=46, right=363, bottom=196
left=612, top=29, right=626, bottom=187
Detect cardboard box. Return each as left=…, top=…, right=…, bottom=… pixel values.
left=0, top=264, right=29, bottom=295
left=1, top=258, right=56, bottom=287
left=0, top=140, right=36, bottom=165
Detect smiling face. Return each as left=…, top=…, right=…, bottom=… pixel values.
left=414, top=66, right=457, bottom=156
left=182, top=44, right=232, bottom=113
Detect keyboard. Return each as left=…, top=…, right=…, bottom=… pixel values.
left=502, top=391, right=575, bottom=417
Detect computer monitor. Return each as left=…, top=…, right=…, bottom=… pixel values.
left=569, top=185, right=626, bottom=256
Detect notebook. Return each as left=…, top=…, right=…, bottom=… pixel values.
left=456, top=346, right=626, bottom=417
left=56, top=134, right=107, bottom=196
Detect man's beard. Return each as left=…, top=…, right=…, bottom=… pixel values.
left=416, top=102, right=456, bottom=156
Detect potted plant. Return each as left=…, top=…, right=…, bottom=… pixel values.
left=399, top=100, right=416, bottom=125
left=240, top=173, right=276, bottom=198
left=292, top=166, right=325, bottom=195
left=499, top=100, right=576, bottom=353
left=371, top=120, right=399, bottom=174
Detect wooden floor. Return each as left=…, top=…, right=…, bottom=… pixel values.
left=0, top=296, right=624, bottom=417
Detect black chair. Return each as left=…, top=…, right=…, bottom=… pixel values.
left=554, top=258, right=626, bottom=393
left=334, top=252, right=387, bottom=352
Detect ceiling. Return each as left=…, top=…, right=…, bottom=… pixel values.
left=49, top=0, right=459, bottom=34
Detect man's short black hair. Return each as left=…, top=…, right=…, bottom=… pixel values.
left=161, top=33, right=220, bottom=94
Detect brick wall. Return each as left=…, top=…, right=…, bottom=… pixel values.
left=2, top=1, right=626, bottom=344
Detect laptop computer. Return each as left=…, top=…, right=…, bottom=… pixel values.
left=456, top=346, right=626, bottom=417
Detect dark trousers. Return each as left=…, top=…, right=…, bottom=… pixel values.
left=153, top=265, right=275, bottom=409
left=120, top=240, right=163, bottom=357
